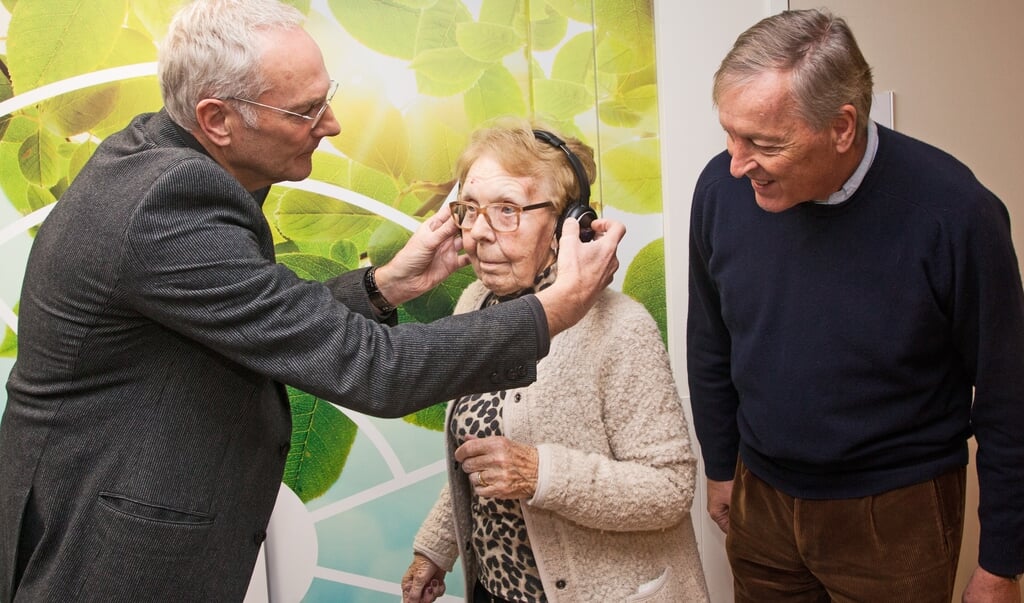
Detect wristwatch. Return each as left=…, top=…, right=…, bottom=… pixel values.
left=363, top=266, right=395, bottom=315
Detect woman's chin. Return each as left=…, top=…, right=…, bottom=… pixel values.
left=481, top=279, right=518, bottom=297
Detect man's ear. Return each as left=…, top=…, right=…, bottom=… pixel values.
left=832, top=104, right=858, bottom=154
left=195, top=98, right=232, bottom=146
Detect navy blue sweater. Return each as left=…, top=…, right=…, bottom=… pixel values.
left=687, top=125, right=1024, bottom=576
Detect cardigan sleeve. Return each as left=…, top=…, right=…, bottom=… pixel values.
left=412, top=485, right=460, bottom=572
left=527, top=297, right=697, bottom=531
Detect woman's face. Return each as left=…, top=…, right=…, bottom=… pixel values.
left=459, top=154, right=559, bottom=296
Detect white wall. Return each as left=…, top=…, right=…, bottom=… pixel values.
left=653, top=1, right=786, bottom=600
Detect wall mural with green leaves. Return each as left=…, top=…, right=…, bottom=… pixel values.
left=0, top=0, right=666, bottom=600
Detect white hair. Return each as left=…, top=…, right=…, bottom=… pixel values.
left=158, top=0, right=305, bottom=130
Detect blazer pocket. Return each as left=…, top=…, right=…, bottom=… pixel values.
left=96, top=491, right=215, bottom=559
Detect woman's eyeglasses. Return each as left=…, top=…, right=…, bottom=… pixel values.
left=449, top=201, right=555, bottom=233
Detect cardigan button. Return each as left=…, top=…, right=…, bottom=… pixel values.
left=514, top=393, right=522, bottom=403
left=489, top=371, right=500, bottom=383
left=555, top=579, right=567, bottom=589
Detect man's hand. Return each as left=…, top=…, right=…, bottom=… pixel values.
left=963, top=567, right=1022, bottom=603
left=401, top=553, right=447, bottom=603
left=534, top=217, right=625, bottom=335
left=375, top=203, right=470, bottom=306
left=707, top=478, right=733, bottom=534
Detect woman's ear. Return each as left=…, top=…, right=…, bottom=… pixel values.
left=195, top=98, right=232, bottom=147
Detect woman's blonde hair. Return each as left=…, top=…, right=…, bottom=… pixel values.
left=455, top=117, right=595, bottom=216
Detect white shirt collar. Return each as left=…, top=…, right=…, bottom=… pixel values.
left=816, top=120, right=879, bottom=205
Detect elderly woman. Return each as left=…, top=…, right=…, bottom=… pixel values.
left=401, top=120, right=708, bottom=603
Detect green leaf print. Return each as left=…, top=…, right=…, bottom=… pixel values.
left=7, top=0, right=127, bottom=90
left=600, top=136, right=662, bottom=214
left=328, top=0, right=420, bottom=60
left=276, top=253, right=350, bottom=282
left=0, top=303, right=17, bottom=358
left=456, top=21, right=522, bottom=63
left=622, top=237, right=668, bottom=344
left=275, top=190, right=380, bottom=244
left=404, top=401, right=448, bottom=432
left=283, top=387, right=358, bottom=503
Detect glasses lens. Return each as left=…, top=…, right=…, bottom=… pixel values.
left=487, top=204, right=519, bottom=232
left=450, top=202, right=475, bottom=229
left=450, top=202, right=524, bottom=232
left=310, top=81, right=339, bottom=129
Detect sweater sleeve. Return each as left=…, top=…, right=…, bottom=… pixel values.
left=951, top=187, right=1024, bottom=577
left=686, top=154, right=742, bottom=481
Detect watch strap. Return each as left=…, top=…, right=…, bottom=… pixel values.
left=363, top=266, right=395, bottom=316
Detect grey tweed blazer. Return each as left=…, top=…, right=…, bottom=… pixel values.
left=0, top=110, right=545, bottom=602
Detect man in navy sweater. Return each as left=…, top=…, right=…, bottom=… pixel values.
left=688, top=8, right=1023, bottom=602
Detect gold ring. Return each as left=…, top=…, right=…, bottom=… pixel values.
left=477, top=472, right=489, bottom=488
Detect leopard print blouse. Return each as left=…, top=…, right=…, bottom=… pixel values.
left=448, top=264, right=557, bottom=602
left=451, top=392, right=546, bottom=602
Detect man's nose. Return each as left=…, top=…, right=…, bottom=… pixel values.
left=728, top=141, right=755, bottom=178
left=315, top=105, right=341, bottom=137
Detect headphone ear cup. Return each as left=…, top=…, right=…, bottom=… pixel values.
left=559, top=203, right=598, bottom=242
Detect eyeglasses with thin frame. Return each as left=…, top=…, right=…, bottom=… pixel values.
left=230, top=80, right=339, bottom=130
left=449, top=200, right=555, bottom=233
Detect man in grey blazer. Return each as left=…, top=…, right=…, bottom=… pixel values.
left=0, top=1, right=625, bottom=600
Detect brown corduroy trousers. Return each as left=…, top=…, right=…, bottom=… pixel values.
left=727, top=459, right=966, bottom=602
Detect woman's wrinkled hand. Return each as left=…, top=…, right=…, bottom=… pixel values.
left=455, top=435, right=539, bottom=499
left=401, top=553, right=447, bottom=603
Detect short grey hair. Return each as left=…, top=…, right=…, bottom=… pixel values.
left=713, top=9, right=874, bottom=138
left=158, top=0, right=305, bottom=131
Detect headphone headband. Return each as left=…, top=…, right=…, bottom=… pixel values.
left=532, top=129, right=591, bottom=207
left=533, top=129, right=597, bottom=241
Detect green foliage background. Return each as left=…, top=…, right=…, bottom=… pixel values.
left=0, top=0, right=666, bottom=506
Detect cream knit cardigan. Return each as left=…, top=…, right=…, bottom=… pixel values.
left=413, top=283, right=709, bottom=602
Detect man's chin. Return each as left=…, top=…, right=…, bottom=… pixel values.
left=284, top=159, right=315, bottom=182
left=754, top=192, right=797, bottom=213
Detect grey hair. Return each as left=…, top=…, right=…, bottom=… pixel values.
left=158, top=0, right=305, bottom=131
left=713, top=9, right=874, bottom=137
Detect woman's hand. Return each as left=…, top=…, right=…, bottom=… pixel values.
left=455, top=435, right=539, bottom=499
left=401, top=553, right=447, bottom=603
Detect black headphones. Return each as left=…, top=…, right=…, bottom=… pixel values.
left=533, top=129, right=598, bottom=242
